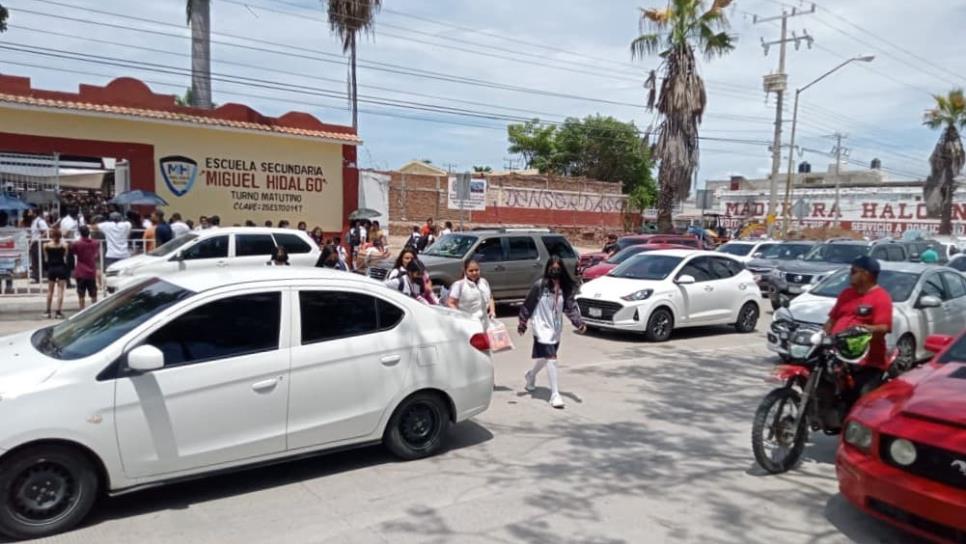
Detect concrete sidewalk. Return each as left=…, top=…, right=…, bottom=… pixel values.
left=0, top=294, right=81, bottom=316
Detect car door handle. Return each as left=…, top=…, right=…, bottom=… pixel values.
left=704, top=286, right=714, bottom=292
left=381, top=355, right=402, bottom=366
left=216, top=260, right=228, bottom=267
left=251, top=377, right=281, bottom=393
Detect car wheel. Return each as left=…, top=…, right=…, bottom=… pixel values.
left=0, top=445, right=100, bottom=541
left=895, top=334, right=917, bottom=374
left=384, top=392, right=451, bottom=461
left=644, top=308, right=673, bottom=342
left=735, top=302, right=760, bottom=333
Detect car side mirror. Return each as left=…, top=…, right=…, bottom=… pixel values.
left=676, top=274, right=696, bottom=285
left=917, top=295, right=942, bottom=309
left=924, top=334, right=953, bottom=354
left=127, top=345, right=165, bottom=372
left=797, top=254, right=805, bottom=260
left=753, top=252, right=763, bottom=259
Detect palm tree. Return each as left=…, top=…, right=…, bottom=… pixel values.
left=326, top=0, right=381, bottom=130
left=630, top=0, right=735, bottom=233
left=1, top=3, right=9, bottom=33
left=923, top=88, right=966, bottom=235
left=186, top=0, right=212, bottom=108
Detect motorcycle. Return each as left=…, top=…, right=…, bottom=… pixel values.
left=751, top=316, right=898, bottom=474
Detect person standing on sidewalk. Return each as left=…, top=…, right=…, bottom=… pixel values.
left=518, top=256, right=586, bottom=409
left=28, top=211, right=49, bottom=283
left=70, top=225, right=100, bottom=310
left=447, top=259, right=495, bottom=330
left=43, top=228, right=69, bottom=319
left=96, top=212, right=132, bottom=268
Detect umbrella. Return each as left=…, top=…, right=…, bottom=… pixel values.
left=0, top=193, right=33, bottom=211
left=110, top=190, right=168, bottom=207
left=348, top=208, right=381, bottom=220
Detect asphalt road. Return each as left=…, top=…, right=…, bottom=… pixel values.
left=0, top=310, right=920, bottom=544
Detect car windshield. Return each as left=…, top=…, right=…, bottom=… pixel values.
left=938, top=334, right=966, bottom=364
left=609, top=255, right=683, bottom=280
left=421, top=234, right=477, bottom=258
left=149, top=233, right=198, bottom=257
left=804, top=243, right=870, bottom=263
left=717, top=243, right=754, bottom=256
left=809, top=269, right=919, bottom=302
left=763, top=243, right=811, bottom=260
left=31, top=278, right=194, bottom=360
left=606, top=246, right=654, bottom=265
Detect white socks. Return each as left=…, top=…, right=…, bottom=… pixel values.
left=546, top=359, right=560, bottom=399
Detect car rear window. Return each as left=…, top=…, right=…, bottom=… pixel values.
left=274, top=233, right=312, bottom=254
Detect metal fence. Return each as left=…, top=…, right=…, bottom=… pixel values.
left=1, top=230, right=149, bottom=297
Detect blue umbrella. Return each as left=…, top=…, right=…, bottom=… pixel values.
left=110, top=190, right=168, bottom=207
left=0, top=193, right=33, bottom=211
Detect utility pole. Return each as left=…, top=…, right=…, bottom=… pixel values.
left=755, top=3, right=815, bottom=237
left=443, top=162, right=459, bottom=173
left=829, top=132, right=850, bottom=227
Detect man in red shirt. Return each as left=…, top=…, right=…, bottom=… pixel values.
left=823, top=255, right=893, bottom=402
left=420, top=217, right=434, bottom=238
left=70, top=225, right=100, bottom=310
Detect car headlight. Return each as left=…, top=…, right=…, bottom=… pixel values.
left=844, top=421, right=873, bottom=451
left=889, top=438, right=917, bottom=466
left=621, top=289, right=654, bottom=302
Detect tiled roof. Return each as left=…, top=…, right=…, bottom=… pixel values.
left=0, top=92, right=360, bottom=144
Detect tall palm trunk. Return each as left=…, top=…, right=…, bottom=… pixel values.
left=189, top=0, right=212, bottom=109
left=928, top=125, right=964, bottom=235
left=350, top=33, right=358, bottom=130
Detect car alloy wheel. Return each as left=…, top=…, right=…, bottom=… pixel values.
left=645, top=308, right=673, bottom=342
left=895, top=335, right=916, bottom=373
left=736, top=303, right=759, bottom=333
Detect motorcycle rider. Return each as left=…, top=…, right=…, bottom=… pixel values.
left=822, top=255, right=893, bottom=400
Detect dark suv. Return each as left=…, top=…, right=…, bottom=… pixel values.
left=368, top=229, right=579, bottom=301
left=766, top=239, right=909, bottom=306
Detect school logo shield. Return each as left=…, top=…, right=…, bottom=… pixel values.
left=159, top=155, right=198, bottom=197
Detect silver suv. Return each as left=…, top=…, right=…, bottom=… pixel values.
left=368, top=229, right=579, bottom=301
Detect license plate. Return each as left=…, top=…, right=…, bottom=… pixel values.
left=788, top=285, right=802, bottom=294
left=589, top=307, right=602, bottom=318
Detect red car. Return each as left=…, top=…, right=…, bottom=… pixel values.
left=577, top=234, right=704, bottom=274
left=837, top=330, right=966, bottom=543
left=580, top=243, right=692, bottom=281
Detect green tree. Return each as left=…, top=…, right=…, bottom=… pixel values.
left=1, top=3, right=8, bottom=32
left=186, top=0, right=212, bottom=108
left=631, top=0, right=735, bottom=233
left=174, top=87, right=216, bottom=108
left=923, top=88, right=966, bottom=235
left=554, top=115, right=649, bottom=184
left=507, top=119, right=558, bottom=173
left=473, top=165, right=493, bottom=173
left=327, top=0, right=381, bottom=130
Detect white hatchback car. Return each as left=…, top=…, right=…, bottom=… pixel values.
left=0, top=268, right=493, bottom=540
left=576, top=250, right=763, bottom=341
left=105, top=227, right=321, bottom=292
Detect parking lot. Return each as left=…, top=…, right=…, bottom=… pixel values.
left=0, top=312, right=917, bottom=544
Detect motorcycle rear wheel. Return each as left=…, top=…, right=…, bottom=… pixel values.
left=752, top=387, right=807, bottom=474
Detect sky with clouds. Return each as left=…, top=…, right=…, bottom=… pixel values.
left=2, top=0, right=965, bottom=189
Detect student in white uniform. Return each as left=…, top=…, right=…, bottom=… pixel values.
left=518, top=256, right=585, bottom=409
left=447, top=259, right=495, bottom=329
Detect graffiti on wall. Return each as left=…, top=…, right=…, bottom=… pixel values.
left=495, top=187, right=626, bottom=213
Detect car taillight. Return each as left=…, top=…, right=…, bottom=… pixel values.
left=470, top=333, right=490, bottom=352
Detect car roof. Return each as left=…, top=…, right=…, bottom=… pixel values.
left=878, top=262, right=955, bottom=274
left=621, top=234, right=695, bottom=241
left=163, top=267, right=366, bottom=293
left=636, top=249, right=723, bottom=258
left=192, top=227, right=311, bottom=237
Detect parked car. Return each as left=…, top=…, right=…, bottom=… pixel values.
left=765, top=239, right=908, bottom=307
left=745, top=241, right=818, bottom=299
left=714, top=240, right=778, bottom=263
left=767, top=262, right=966, bottom=370
left=577, top=234, right=705, bottom=273
left=576, top=250, right=762, bottom=341
left=950, top=253, right=966, bottom=273
left=580, top=243, right=691, bottom=281
left=369, top=228, right=578, bottom=301
left=903, top=238, right=951, bottom=263
left=837, top=330, right=966, bottom=544
left=105, top=227, right=320, bottom=292
left=0, top=268, right=493, bottom=540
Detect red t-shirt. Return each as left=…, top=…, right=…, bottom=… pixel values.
left=70, top=238, right=100, bottom=280
left=828, top=285, right=893, bottom=369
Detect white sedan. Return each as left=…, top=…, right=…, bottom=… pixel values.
left=105, top=227, right=321, bottom=292
left=0, top=268, right=493, bottom=540
left=576, top=250, right=763, bottom=341
left=715, top=240, right=778, bottom=263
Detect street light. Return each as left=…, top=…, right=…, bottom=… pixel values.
left=781, top=55, right=875, bottom=237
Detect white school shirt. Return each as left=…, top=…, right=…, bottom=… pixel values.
left=449, top=278, right=491, bottom=322
left=98, top=221, right=132, bottom=259
left=530, top=286, right=565, bottom=345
